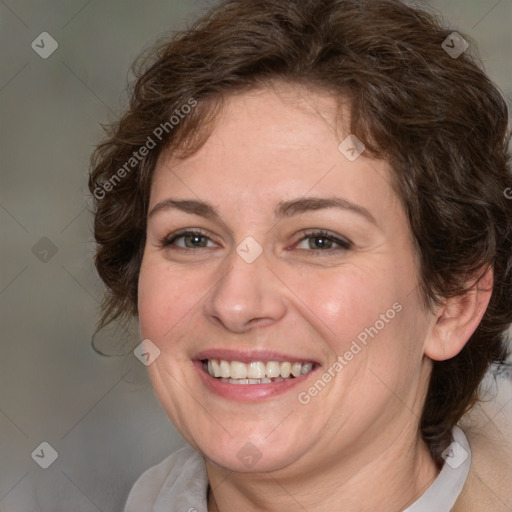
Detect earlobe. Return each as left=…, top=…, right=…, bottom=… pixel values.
left=424, top=267, right=493, bottom=362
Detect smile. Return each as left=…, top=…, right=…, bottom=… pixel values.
left=203, top=359, right=315, bottom=384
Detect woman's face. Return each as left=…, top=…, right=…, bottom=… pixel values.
left=138, top=83, right=437, bottom=474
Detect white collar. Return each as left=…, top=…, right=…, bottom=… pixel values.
left=404, top=426, right=471, bottom=512
left=124, top=426, right=471, bottom=512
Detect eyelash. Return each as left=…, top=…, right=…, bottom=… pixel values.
left=161, top=229, right=351, bottom=254
left=294, top=229, right=351, bottom=253
left=162, top=229, right=216, bottom=250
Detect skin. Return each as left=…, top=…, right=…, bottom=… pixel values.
left=137, top=82, right=492, bottom=512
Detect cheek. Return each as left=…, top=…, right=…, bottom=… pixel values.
left=291, top=266, right=400, bottom=347
left=137, top=257, right=199, bottom=340
left=296, top=263, right=424, bottom=386
left=307, top=272, right=425, bottom=404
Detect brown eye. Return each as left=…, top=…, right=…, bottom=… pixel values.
left=295, top=230, right=351, bottom=252
left=307, top=235, right=334, bottom=250
left=163, top=230, right=216, bottom=249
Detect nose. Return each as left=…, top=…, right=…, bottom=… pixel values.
left=203, top=246, right=287, bottom=333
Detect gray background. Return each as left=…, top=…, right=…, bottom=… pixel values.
left=0, top=1, right=511, bottom=511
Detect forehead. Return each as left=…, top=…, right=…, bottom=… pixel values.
left=151, top=83, right=400, bottom=222
left=158, top=85, right=340, bottom=172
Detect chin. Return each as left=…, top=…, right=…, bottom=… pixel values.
left=202, top=442, right=303, bottom=474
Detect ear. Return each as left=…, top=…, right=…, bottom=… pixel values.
left=424, top=267, right=493, bottom=361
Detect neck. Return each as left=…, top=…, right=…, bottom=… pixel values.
left=206, top=424, right=439, bottom=512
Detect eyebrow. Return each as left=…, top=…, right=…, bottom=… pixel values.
left=148, top=197, right=376, bottom=225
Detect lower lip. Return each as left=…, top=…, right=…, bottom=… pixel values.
left=194, top=361, right=318, bottom=402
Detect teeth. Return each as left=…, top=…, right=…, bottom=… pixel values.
left=220, top=377, right=283, bottom=384
left=219, top=360, right=230, bottom=378
left=291, top=362, right=302, bottom=377
left=205, top=359, right=314, bottom=382
left=301, top=363, right=313, bottom=375
left=211, top=359, right=221, bottom=377
left=230, top=361, right=247, bottom=379
left=280, top=362, right=291, bottom=378
left=247, top=361, right=266, bottom=378
left=266, top=361, right=281, bottom=377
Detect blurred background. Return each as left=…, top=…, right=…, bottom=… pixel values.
left=0, top=1, right=511, bottom=510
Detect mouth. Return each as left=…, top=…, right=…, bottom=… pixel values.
left=202, top=359, right=316, bottom=384
left=193, top=348, right=321, bottom=402
left=193, top=349, right=320, bottom=401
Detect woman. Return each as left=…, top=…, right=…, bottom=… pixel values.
left=89, top=0, right=512, bottom=510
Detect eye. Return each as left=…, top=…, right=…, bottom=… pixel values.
left=162, top=229, right=218, bottom=249
left=160, top=229, right=350, bottom=253
left=294, top=230, right=351, bottom=253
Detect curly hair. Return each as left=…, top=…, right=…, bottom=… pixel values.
left=88, top=0, right=512, bottom=465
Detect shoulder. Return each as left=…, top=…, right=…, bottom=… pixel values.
left=123, top=444, right=208, bottom=512
left=453, top=379, right=512, bottom=511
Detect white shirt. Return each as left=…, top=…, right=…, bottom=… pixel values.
left=124, top=426, right=471, bottom=512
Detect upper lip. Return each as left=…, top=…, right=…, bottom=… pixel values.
left=194, top=348, right=319, bottom=365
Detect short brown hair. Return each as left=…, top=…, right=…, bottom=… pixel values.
left=89, top=0, right=512, bottom=465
